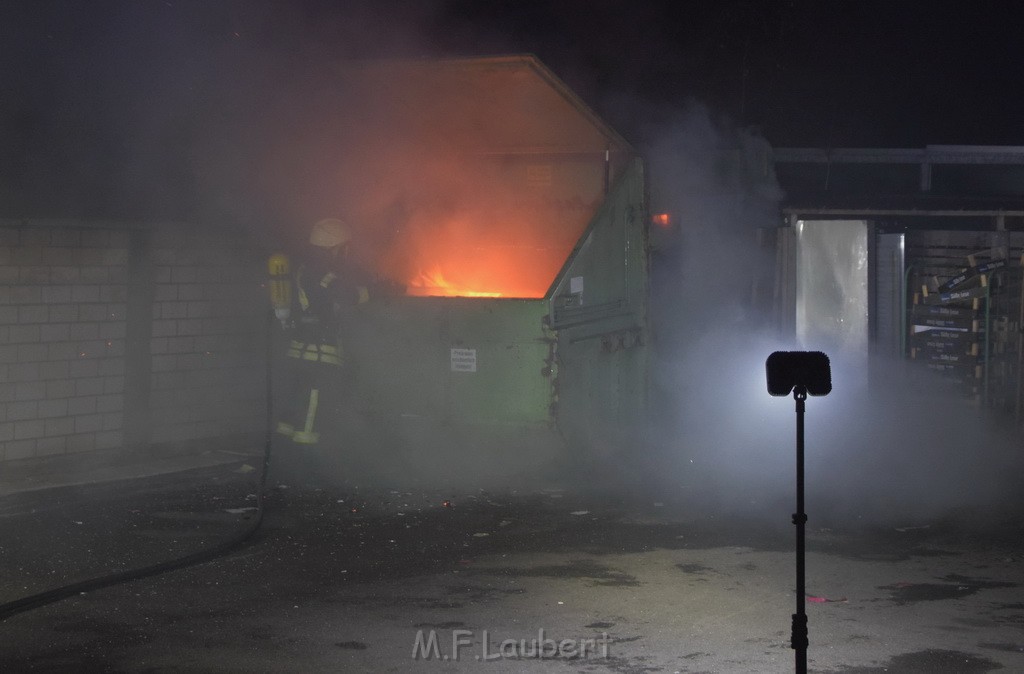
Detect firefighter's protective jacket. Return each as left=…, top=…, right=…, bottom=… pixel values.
left=287, top=249, right=370, bottom=367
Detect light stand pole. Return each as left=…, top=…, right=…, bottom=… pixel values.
left=792, top=384, right=808, bottom=674
left=766, top=351, right=831, bottom=674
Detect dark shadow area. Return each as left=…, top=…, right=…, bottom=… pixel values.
left=0, top=461, right=262, bottom=604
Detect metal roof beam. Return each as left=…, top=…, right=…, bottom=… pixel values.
left=774, top=146, right=1024, bottom=165
left=782, top=208, right=1024, bottom=217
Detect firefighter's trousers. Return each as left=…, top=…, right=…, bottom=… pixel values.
left=275, top=340, right=344, bottom=446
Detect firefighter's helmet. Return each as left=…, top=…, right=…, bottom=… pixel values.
left=309, top=218, right=353, bottom=249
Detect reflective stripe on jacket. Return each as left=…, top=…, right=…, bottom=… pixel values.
left=286, top=340, right=344, bottom=366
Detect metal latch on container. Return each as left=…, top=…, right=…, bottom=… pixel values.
left=600, top=328, right=644, bottom=353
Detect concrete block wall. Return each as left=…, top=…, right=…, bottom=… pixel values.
left=0, top=220, right=266, bottom=468
left=147, top=228, right=265, bottom=449
left=0, top=223, right=128, bottom=461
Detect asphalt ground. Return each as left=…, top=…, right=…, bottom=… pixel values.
left=0, top=458, right=1023, bottom=673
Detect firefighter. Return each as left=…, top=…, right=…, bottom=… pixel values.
left=274, top=218, right=371, bottom=447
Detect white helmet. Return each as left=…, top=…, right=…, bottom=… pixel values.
left=309, top=218, right=353, bottom=248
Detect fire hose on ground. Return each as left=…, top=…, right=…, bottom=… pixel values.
left=0, top=307, right=280, bottom=622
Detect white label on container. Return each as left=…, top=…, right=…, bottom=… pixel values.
left=570, top=276, right=584, bottom=294
left=450, top=348, right=477, bottom=372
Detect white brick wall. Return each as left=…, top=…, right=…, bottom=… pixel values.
left=145, top=228, right=264, bottom=449
left=0, top=221, right=266, bottom=466
left=0, top=223, right=127, bottom=461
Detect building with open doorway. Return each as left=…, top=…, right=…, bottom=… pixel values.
left=772, top=145, right=1024, bottom=418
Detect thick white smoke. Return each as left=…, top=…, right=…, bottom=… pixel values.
left=635, top=103, right=1024, bottom=527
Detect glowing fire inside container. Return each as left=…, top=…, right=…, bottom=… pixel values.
left=376, top=211, right=584, bottom=300
left=407, top=267, right=503, bottom=298
left=307, top=57, right=627, bottom=302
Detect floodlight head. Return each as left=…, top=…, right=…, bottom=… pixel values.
left=766, top=351, right=832, bottom=397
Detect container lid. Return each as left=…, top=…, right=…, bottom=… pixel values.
left=336, top=55, right=633, bottom=158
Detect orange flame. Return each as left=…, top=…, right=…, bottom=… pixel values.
left=381, top=211, right=579, bottom=299
left=407, top=267, right=503, bottom=298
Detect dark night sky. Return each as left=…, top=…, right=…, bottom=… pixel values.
left=429, top=0, right=1024, bottom=149
left=1, top=0, right=1022, bottom=219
